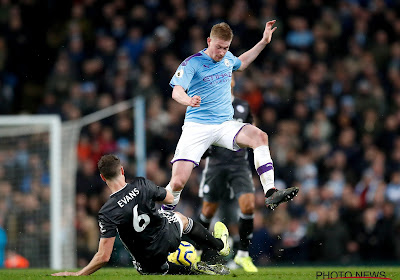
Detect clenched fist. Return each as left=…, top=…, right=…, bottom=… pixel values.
left=189, top=95, right=201, bottom=107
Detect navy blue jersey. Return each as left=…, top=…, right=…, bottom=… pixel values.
left=98, top=178, right=176, bottom=259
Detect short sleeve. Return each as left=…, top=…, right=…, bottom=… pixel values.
left=98, top=213, right=117, bottom=238
left=144, top=178, right=167, bottom=202
left=169, top=58, right=197, bottom=90
left=232, top=55, right=241, bottom=71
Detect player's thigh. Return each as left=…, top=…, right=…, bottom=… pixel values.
left=136, top=218, right=181, bottom=275
left=199, top=166, right=228, bottom=203
left=170, top=160, right=196, bottom=189
left=217, top=197, right=240, bottom=225
left=160, top=210, right=186, bottom=241
left=213, top=120, right=249, bottom=151
left=228, top=167, right=255, bottom=195
left=235, top=124, right=268, bottom=149
left=171, top=122, right=214, bottom=165
left=228, top=167, right=255, bottom=213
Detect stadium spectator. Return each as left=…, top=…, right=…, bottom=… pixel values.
left=1, top=0, right=400, bottom=267
left=308, top=205, right=350, bottom=262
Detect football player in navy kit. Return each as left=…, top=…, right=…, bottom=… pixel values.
left=198, top=76, right=258, bottom=272
left=52, top=154, right=230, bottom=276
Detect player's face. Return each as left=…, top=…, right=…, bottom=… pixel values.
left=207, top=37, right=231, bottom=62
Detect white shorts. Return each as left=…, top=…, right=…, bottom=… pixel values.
left=171, top=121, right=249, bottom=166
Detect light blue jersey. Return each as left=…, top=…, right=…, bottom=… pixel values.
left=170, top=49, right=242, bottom=124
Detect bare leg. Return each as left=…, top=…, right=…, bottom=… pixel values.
left=162, top=160, right=195, bottom=211
left=199, top=201, right=219, bottom=230
left=236, top=125, right=299, bottom=210
left=235, top=125, right=275, bottom=194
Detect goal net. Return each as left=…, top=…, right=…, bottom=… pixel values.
left=0, top=115, right=65, bottom=269
left=0, top=97, right=145, bottom=269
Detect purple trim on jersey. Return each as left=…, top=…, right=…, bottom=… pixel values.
left=232, top=123, right=250, bottom=150
left=257, top=163, right=274, bottom=175
left=170, top=158, right=199, bottom=167
left=181, top=53, right=202, bottom=66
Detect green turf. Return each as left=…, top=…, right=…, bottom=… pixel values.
left=0, top=267, right=399, bottom=280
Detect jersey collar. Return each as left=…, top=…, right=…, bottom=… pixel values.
left=201, top=48, right=217, bottom=62
left=110, top=183, right=128, bottom=197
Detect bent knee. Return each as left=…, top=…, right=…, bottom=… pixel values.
left=240, top=203, right=255, bottom=215
left=256, top=130, right=269, bottom=146
left=247, top=128, right=269, bottom=148
left=170, top=177, right=186, bottom=191
left=202, top=202, right=218, bottom=218
left=239, top=194, right=255, bottom=214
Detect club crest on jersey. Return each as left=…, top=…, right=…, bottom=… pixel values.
left=236, top=105, right=245, bottom=113
left=224, top=59, right=230, bottom=67
left=175, top=69, right=184, bottom=78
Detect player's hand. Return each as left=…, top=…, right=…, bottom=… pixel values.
left=51, top=271, right=79, bottom=276
left=262, top=20, right=277, bottom=44
left=189, top=95, right=201, bottom=107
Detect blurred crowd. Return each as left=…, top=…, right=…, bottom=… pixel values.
left=1, top=0, right=400, bottom=267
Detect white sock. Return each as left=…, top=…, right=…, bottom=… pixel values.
left=236, top=250, right=249, bottom=258
left=253, top=145, right=275, bottom=194
left=165, top=183, right=182, bottom=205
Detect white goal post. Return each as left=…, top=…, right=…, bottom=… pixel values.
left=0, top=115, right=63, bottom=269
left=0, top=97, right=145, bottom=269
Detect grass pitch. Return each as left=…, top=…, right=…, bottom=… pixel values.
left=0, top=266, right=399, bottom=280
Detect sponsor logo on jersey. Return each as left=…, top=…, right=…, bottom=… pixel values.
left=203, top=72, right=231, bottom=82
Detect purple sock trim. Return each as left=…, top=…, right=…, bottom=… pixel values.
left=161, top=204, right=176, bottom=211
left=257, top=162, right=273, bottom=176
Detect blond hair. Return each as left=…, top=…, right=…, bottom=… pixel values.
left=210, top=22, right=233, bottom=41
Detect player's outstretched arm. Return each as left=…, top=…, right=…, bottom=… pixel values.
left=52, top=237, right=115, bottom=276
left=172, top=85, right=201, bottom=107
left=238, top=20, right=277, bottom=71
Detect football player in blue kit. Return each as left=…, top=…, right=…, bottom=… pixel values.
left=52, top=155, right=230, bottom=276
left=198, top=75, right=258, bottom=272
left=162, top=21, right=298, bottom=213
